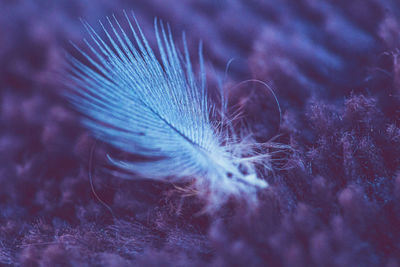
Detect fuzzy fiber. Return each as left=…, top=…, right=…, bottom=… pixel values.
left=1, top=0, right=400, bottom=266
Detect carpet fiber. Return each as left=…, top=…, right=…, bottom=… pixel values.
left=1, top=1, right=400, bottom=266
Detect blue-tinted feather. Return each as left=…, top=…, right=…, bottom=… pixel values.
left=66, top=11, right=268, bottom=210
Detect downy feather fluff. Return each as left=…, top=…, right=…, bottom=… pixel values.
left=66, top=12, right=271, bottom=210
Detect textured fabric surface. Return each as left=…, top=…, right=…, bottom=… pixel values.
left=1, top=0, right=400, bottom=266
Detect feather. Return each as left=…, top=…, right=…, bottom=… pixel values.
left=66, top=11, right=270, bottom=211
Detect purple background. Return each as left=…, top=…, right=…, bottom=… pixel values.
left=1, top=0, right=400, bottom=266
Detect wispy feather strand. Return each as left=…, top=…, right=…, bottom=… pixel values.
left=66, top=11, right=270, bottom=211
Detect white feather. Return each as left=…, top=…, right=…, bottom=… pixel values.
left=66, top=11, right=269, bottom=211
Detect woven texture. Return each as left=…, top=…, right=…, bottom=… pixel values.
left=1, top=1, right=400, bottom=266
